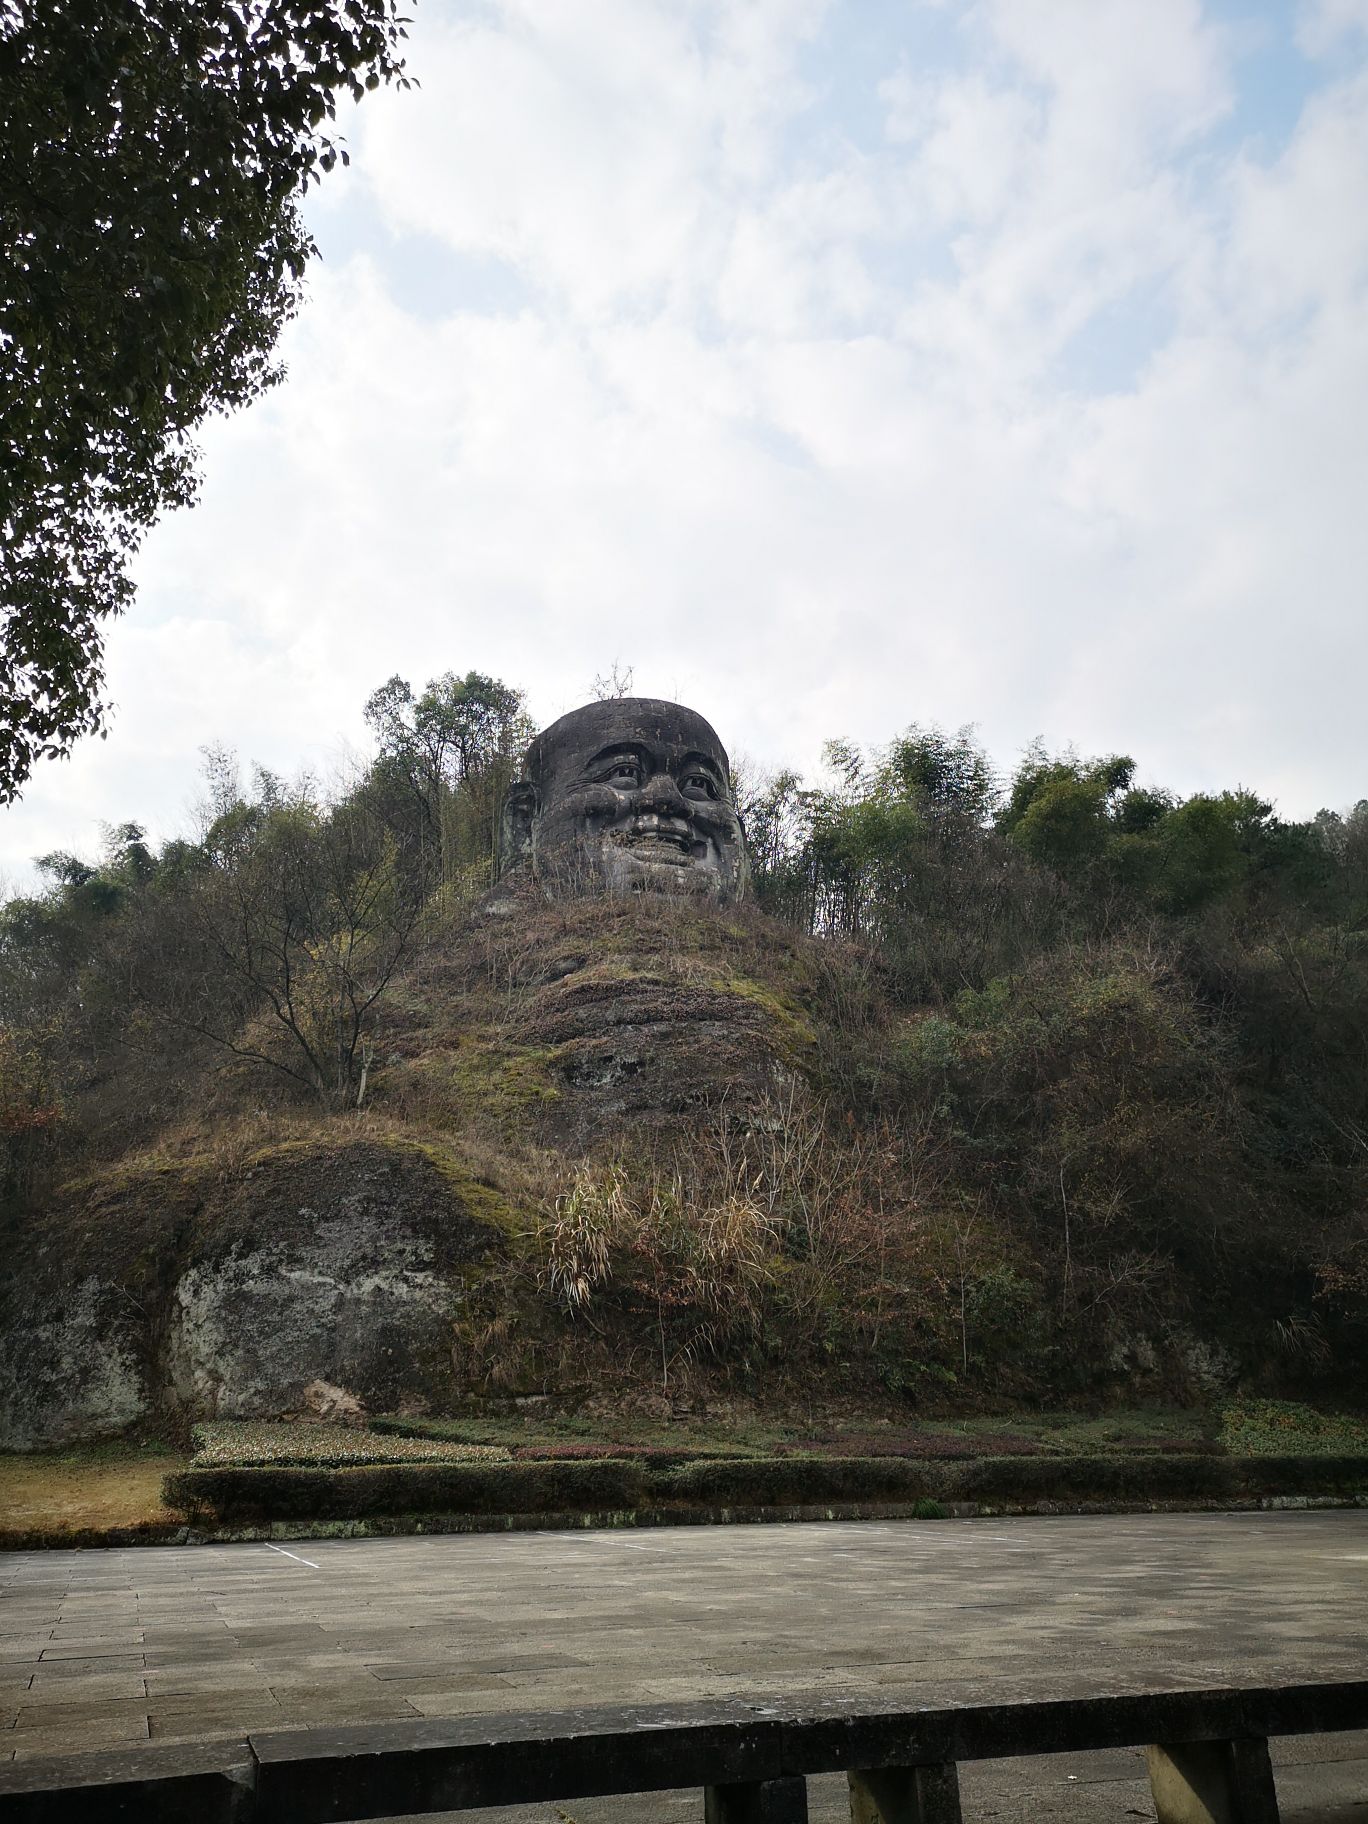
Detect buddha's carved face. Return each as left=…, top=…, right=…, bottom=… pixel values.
left=502, top=699, right=746, bottom=901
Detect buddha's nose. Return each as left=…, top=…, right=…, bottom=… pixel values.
left=639, top=771, right=687, bottom=816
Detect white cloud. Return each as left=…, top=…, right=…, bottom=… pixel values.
left=1297, top=0, right=1368, bottom=56
left=5, top=0, right=1367, bottom=884
left=357, top=0, right=829, bottom=317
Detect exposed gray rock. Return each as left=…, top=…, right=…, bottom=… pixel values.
left=0, top=1140, right=505, bottom=1447
left=165, top=1212, right=456, bottom=1419
left=0, top=1277, right=147, bottom=1448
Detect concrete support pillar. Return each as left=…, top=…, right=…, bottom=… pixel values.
left=1145, top=1737, right=1280, bottom=1824
left=848, top=1764, right=964, bottom=1824
left=706, top=1777, right=809, bottom=1824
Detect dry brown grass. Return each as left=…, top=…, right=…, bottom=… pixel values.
left=0, top=1447, right=187, bottom=1534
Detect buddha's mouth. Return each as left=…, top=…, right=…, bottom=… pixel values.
left=609, top=825, right=698, bottom=865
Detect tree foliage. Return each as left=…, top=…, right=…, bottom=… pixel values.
left=146, top=778, right=420, bottom=1107
left=0, top=0, right=410, bottom=799
left=362, top=670, right=533, bottom=892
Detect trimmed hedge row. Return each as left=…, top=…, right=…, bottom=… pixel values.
left=163, top=1452, right=1368, bottom=1524
left=164, top=1459, right=650, bottom=1522
left=656, top=1457, right=939, bottom=1505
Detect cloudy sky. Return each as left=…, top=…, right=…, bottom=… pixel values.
left=5, top=0, right=1367, bottom=883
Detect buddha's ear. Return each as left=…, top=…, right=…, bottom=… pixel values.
left=498, top=780, right=538, bottom=877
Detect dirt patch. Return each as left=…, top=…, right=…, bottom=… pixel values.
left=0, top=1446, right=187, bottom=1534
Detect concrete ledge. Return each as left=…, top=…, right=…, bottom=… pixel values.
left=252, top=1700, right=779, bottom=1821
left=3, top=1679, right=1366, bottom=1824
left=0, top=1738, right=255, bottom=1822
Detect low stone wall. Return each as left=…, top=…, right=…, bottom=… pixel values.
left=1, top=1675, right=1365, bottom=1822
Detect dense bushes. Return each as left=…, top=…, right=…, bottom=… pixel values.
left=656, top=1456, right=939, bottom=1505
left=164, top=1452, right=1368, bottom=1523
left=951, top=1455, right=1241, bottom=1502
left=164, top=1458, right=651, bottom=1522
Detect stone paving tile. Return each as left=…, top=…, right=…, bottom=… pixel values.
left=23, top=1675, right=147, bottom=1704
left=361, top=1659, right=480, bottom=1680
left=249, top=1650, right=368, bottom=1669
left=38, top=1640, right=145, bottom=1661
left=8, top=1718, right=150, bottom=1758
left=29, top=1653, right=145, bottom=1677
left=139, top=1632, right=230, bottom=1647
left=268, top=1696, right=421, bottom=1725
left=13, top=1697, right=152, bottom=1730
left=45, top=1634, right=143, bottom=1649
left=466, top=1651, right=591, bottom=1672
left=143, top=1666, right=271, bottom=1696
left=140, top=1644, right=245, bottom=1667
left=378, top=1675, right=518, bottom=1699
left=144, top=1692, right=281, bottom=1722
left=147, top=1711, right=278, bottom=1743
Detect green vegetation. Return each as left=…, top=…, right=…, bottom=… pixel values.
left=1, top=0, right=411, bottom=799
left=9, top=1410, right=1367, bottom=1543
left=189, top=1421, right=511, bottom=1468
left=1221, top=1401, right=1368, bottom=1457
left=2, top=697, right=1366, bottom=1412
left=164, top=1457, right=652, bottom=1523
left=162, top=1447, right=1368, bottom=1526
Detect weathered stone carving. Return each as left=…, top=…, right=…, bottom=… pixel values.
left=500, top=698, right=746, bottom=901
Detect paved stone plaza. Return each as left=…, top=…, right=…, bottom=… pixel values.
left=2, top=1511, right=1367, bottom=1817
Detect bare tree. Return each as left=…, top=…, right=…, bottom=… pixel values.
left=130, top=790, right=420, bottom=1109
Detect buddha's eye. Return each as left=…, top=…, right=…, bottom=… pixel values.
left=607, top=763, right=640, bottom=785
left=684, top=773, right=717, bottom=799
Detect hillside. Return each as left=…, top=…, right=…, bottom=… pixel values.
left=3, top=877, right=1365, bottom=1447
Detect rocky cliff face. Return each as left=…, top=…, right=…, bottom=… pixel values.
left=0, top=1139, right=509, bottom=1447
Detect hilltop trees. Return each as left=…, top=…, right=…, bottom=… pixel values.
left=0, top=0, right=411, bottom=799
left=362, top=671, right=533, bottom=893
left=0, top=670, right=534, bottom=1143
left=130, top=776, right=420, bottom=1109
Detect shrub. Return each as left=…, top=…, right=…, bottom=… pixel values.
left=656, top=1456, right=941, bottom=1506
left=368, top=1416, right=501, bottom=1444
left=777, top=1432, right=1047, bottom=1460
left=511, top=1443, right=736, bottom=1465
left=163, top=1449, right=1368, bottom=1525
left=1230, top=1455, right=1368, bottom=1496
left=1221, top=1400, right=1368, bottom=1457
left=946, top=1454, right=1241, bottom=1502
left=944, top=1453, right=1368, bottom=1503
left=512, top=1442, right=633, bottom=1461
left=190, top=1421, right=510, bottom=1468
left=164, top=1458, right=649, bottom=1523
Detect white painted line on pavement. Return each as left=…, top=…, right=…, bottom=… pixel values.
left=264, top=1544, right=320, bottom=1569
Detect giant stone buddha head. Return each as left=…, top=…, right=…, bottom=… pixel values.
left=500, top=698, right=746, bottom=902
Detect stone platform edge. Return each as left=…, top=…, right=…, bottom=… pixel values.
left=2, top=1491, right=1366, bottom=1553
left=3, top=1677, right=1368, bottom=1824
